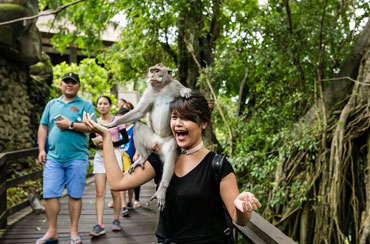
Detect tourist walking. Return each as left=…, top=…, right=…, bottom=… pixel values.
left=83, top=91, right=261, bottom=244
left=116, top=107, right=135, bottom=216
left=122, top=102, right=142, bottom=209
left=37, top=72, right=96, bottom=244
left=89, top=96, right=128, bottom=237
left=117, top=98, right=126, bottom=109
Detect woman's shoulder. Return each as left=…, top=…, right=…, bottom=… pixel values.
left=206, top=152, right=234, bottom=178
left=147, top=153, right=162, bottom=174
left=146, top=153, right=162, bottom=185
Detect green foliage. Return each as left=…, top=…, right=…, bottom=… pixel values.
left=205, top=0, right=370, bottom=212
left=47, top=0, right=117, bottom=54
left=7, top=179, right=43, bottom=208
left=38, top=0, right=48, bottom=11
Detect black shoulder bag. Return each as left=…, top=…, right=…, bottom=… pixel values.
left=212, top=154, right=236, bottom=244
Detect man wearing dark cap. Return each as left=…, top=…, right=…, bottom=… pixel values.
left=36, top=72, right=97, bottom=244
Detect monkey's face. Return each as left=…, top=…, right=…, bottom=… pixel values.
left=170, top=111, right=206, bottom=150
left=147, top=66, right=172, bottom=89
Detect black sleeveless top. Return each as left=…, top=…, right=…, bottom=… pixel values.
left=147, top=152, right=234, bottom=244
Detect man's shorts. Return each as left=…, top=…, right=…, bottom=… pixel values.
left=43, top=157, right=89, bottom=199
left=93, top=149, right=122, bottom=174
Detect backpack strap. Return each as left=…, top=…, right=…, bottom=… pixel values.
left=211, top=153, right=225, bottom=186
left=211, top=154, right=235, bottom=243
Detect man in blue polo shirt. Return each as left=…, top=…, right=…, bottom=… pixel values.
left=37, top=72, right=97, bottom=244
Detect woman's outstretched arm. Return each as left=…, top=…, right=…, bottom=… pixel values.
left=220, top=173, right=261, bottom=226
left=83, top=112, right=155, bottom=191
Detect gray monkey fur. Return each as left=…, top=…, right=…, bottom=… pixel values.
left=104, top=63, right=191, bottom=211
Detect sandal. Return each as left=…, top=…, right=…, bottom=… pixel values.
left=134, top=200, right=142, bottom=208
left=36, top=238, right=58, bottom=244
left=70, top=236, right=82, bottom=244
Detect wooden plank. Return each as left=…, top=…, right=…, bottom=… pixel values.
left=0, top=161, right=7, bottom=229
left=234, top=212, right=295, bottom=244
left=236, top=223, right=266, bottom=243
left=3, top=148, right=38, bottom=161
left=0, top=181, right=6, bottom=199
left=6, top=170, right=43, bottom=188
left=0, top=207, right=7, bottom=229
left=7, top=200, right=30, bottom=217
left=0, top=180, right=159, bottom=243
left=0, top=153, right=6, bottom=168
left=0, top=148, right=40, bottom=229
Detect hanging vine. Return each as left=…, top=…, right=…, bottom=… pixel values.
left=266, top=34, right=370, bottom=244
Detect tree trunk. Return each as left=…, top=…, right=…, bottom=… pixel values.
left=359, top=132, right=370, bottom=244
left=303, top=16, right=370, bottom=125
left=176, top=1, right=202, bottom=89
left=236, top=67, right=249, bottom=116
left=284, top=0, right=306, bottom=94
left=175, top=1, right=224, bottom=152
left=176, top=0, right=222, bottom=89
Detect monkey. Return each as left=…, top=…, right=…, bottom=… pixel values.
left=104, top=63, right=191, bottom=210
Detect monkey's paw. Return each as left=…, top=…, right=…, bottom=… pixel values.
left=180, top=88, right=192, bottom=99
left=102, top=121, right=117, bottom=128
left=150, top=189, right=166, bottom=211
left=128, top=160, right=145, bottom=174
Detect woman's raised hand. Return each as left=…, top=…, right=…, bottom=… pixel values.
left=234, top=192, right=261, bottom=213
left=83, top=112, right=109, bottom=136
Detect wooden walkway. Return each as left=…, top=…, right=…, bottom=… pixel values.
left=0, top=179, right=159, bottom=244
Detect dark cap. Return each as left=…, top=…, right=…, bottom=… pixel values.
left=62, top=72, right=80, bottom=83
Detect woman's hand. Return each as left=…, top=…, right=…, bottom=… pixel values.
left=83, top=112, right=109, bottom=137
left=96, top=142, right=103, bottom=149
left=234, top=192, right=261, bottom=213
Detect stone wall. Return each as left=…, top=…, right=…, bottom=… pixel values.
left=0, top=54, right=52, bottom=152
left=0, top=57, right=33, bottom=151
left=0, top=0, right=52, bottom=152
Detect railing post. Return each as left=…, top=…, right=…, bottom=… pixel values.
left=0, top=153, right=7, bottom=228
left=233, top=212, right=296, bottom=243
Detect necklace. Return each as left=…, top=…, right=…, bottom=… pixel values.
left=181, top=141, right=203, bottom=155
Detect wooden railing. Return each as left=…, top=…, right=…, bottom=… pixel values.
left=232, top=212, right=295, bottom=244
left=0, top=147, right=40, bottom=229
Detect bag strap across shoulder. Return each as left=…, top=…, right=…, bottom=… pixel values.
left=211, top=153, right=235, bottom=244
left=211, top=153, right=225, bottom=186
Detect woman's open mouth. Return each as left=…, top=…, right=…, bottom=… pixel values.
left=175, top=130, right=188, bottom=141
